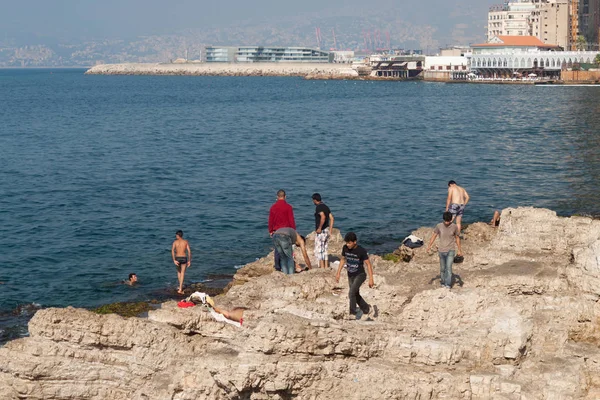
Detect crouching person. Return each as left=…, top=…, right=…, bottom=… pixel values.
left=335, top=232, right=374, bottom=320
left=272, top=227, right=312, bottom=274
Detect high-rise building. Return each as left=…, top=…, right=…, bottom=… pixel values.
left=570, top=0, right=579, bottom=50
left=487, top=1, right=536, bottom=39
left=487, top=0, right=571, bottom=48
left=531, top=0, right=570, bottom=49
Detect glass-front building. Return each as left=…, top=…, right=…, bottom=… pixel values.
left=205, top=46, right=332, bottom=63
left=205, top=47, right=237, bottom=62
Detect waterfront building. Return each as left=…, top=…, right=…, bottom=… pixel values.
left=471, top=35, right=599, bottom=77
left=331, top=51, right=355, bottom=63
left=439, top=46, right=472, bottom=57
left=204, top=47, right=237, bottom=62
left=423, top=56, right=470, bottom=80
left=369, top=58, right=424, bottom=78
left=205, top=46, right=331, bottom=63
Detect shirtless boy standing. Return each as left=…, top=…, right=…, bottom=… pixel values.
left=445, top=180, right=470, bottom=233
left=171, top=230, right=191, bottom=295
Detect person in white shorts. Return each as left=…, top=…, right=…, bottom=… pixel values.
left=312, top=193, right=335, bottom=269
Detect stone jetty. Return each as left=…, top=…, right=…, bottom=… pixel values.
left=85, top=63, right=359, bottom=79
left=2, top=207, right=600, bottom=399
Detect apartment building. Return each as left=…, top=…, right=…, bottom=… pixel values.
left=530, top=0, right=569, bottom=49
left=488, top=1, right=536, bottom=38
left=580, top=0, right=600, bottom=48
left=487, top=0, right=570, bottom=49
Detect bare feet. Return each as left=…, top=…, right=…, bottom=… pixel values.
left=177, top=289, right=184, bottom=295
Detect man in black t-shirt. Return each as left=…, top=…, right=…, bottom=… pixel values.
left=312, top=193, right=335, bottom=269
left=335, top=232, right=374, bottom=320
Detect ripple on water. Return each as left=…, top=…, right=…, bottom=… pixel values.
left=0, top=72, right=600, bottom=328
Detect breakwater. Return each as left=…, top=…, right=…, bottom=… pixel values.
left=85, top=62, right=359, bottom=78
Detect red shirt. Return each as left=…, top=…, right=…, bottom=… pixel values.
left=268, top=199, right=296, bottom=233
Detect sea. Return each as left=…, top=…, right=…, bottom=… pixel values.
left=1, top=68, right=600, bottom=343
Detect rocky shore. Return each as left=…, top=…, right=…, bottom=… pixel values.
left=2, top=207, right=600, bottom=399
left=85, top=63, right=359, bottom=78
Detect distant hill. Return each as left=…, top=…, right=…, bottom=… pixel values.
left=0, top=5, right=489, bottom=67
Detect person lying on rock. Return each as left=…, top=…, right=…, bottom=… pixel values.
left=272, top=227, right=312, bottom=274
left=186, top=292, right=247, bottom=324
left=335, top=232, right=375, bottom=320
left=425, top=212, right=463, bottom=289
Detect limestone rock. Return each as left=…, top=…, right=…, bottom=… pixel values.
left=3, top=208, right=600, bottom=399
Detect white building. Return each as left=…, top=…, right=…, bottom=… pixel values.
left=487, top=0, right=570, bottom=49
left=423, top=56, right=470, bottom=80
left=470, top=35, right=599, bottom=77
left=488, top=1, right=536, bottom=38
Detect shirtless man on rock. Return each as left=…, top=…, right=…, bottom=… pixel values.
left=171, top=230, right=192, bottom=295
left=445, top=180, right=470, bottom=233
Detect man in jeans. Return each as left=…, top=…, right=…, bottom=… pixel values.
left=426, top=212, right=463, bottom=288
left=272, top=227, right=312, bottom=274
left=335, top=232, right=374, bottom=320
left=268, top=189, right=296, bottom=271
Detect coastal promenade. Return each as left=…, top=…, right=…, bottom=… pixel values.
left=3, top=208, right=600, bottom=399
left=85, top=62, right=358, bottom=78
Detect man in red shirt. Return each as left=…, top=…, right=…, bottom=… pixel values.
left=269, top=189, right=296, bottom=271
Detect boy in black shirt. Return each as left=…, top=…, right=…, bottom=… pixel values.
left=335, top=232, right=375, bottom=320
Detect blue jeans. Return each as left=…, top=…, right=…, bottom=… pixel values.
left=438, top=250, right=455, bottom=287
left=273, top=234, right=295, bottom=275
left=274, top=248, right=281, bottom=271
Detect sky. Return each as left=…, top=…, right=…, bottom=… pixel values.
left=0, top=0, right=492, bottom=48
left=0, top=0, right=489, bottom=44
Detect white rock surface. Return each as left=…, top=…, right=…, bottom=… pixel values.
left=2, top=208, right=600, bottom=399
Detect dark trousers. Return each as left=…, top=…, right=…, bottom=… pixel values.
left=348, top=273, right=370, bottom=315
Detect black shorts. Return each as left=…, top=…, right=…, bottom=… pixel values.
left=175, top=257, right=188, bottom=267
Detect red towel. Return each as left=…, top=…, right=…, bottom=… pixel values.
left=177, top=301, right=195, bottom=308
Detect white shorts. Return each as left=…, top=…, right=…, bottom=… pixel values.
left=315, top=228, right=330, bottom=261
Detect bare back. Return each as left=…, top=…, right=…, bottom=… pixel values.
left=173, top=239, right=189, bottom=257
left=448, top=185, right=468, bottom=205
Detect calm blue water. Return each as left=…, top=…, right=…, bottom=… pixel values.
left=1, top=69, right=600, bottom=341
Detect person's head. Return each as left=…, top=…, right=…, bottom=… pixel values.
left=311, top=193, right=322, bottom=204
left=443, top=211, right=453, bottom=225
left=344, top=232, right=358, bottom=249
left=448, top=180, right=456, bottom=187
left=128, top=273, right=137, bottom=283
left=277, top=189, right=286, bottom=199
left=176, top=230, right=183, bottom=238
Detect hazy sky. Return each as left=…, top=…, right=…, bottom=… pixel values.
left=1, top=0, right=488, bottom=41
